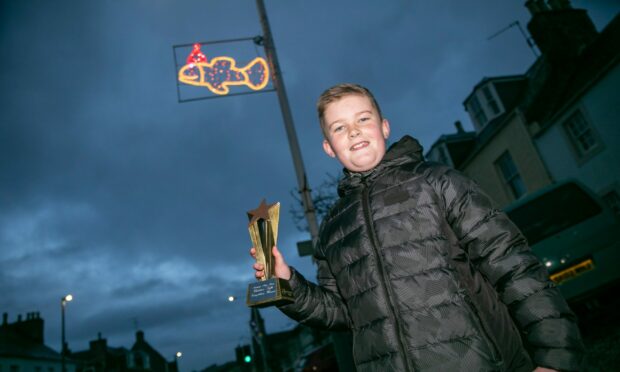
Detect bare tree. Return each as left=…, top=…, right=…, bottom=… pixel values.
left=289, top=173, right=341, bottom=232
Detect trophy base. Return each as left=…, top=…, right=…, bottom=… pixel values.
left=246, top=277, right=294, bottom=308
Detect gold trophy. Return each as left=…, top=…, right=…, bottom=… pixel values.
left=246, top=199, right=294, bottom=308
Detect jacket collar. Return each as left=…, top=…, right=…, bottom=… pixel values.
left=337, top=135, right=424, bottom=196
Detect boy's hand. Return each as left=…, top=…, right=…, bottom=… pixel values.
left=250, top=245, right=292, bottom=280
left=534, top=368, right=558, bottom=372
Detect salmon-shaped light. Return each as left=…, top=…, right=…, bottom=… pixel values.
left=178, top=43, right=270, bottom=95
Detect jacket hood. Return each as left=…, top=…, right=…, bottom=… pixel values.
left=338, top=135, right=424, bottom=196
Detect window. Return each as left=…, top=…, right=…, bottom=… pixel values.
left=482, top=85, right=500, bottom=115
left=467, top=83, right=505, bottom=129
left=468, top=95, right=488, bottom=127
left=495, top=151, right=527, bottom=199
left=563, top=110, right=600, bottom=158
left=132, top=351, right=150, bottom=370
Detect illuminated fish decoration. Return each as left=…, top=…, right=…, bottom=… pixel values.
left=178, top=43, right=270, bottom=95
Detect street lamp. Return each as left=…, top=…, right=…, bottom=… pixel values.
left=175, top=351, right=182, bottom=372
left=61, top=294, right=73, bottom=372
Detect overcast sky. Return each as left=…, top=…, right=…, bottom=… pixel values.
left=1, top=0, right=618, bottom=370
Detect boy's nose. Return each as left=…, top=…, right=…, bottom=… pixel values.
left=349, top=127, right=361, bottom=138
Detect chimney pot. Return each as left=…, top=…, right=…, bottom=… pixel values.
left=17, top=314, right=22, bottom=322
left=455, top=121, right=464, bottom=134
left=2, top=313, right=7, bottom=326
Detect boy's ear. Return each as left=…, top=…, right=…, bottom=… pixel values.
left=322, top=139, right=336, bottom=158
left=382, top=119, right=390, bottom=139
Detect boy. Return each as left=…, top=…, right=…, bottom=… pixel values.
left=251, top=83, right=583, bottom=371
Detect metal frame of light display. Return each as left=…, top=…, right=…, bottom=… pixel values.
left=173, top=37, right=274, bottom=102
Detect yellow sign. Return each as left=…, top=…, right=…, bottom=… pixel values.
left=178, top=43, right=270, bottom=95
left=549, top=258, right=595, bottom=284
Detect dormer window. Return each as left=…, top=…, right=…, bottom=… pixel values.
left=466, top=82, right=505, bottom=130
left=469, top=95, right=487, bottom=127
left=482, top=85, right=501, bottom=115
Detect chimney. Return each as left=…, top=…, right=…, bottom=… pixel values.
left=454, top=121, right=464, bottom=134
left=136, top=330, right=145, bottom=343
left=7, top=311, right=45, bottom=344
left=2, top=313, right=7, bottom=326
left=526, top=0, right=597, bottom=60
left=90, top=332, right=108, bottom=353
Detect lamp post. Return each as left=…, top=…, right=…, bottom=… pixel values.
left=175, top=351, right=182, bottom=372
left=61, top=294, right=73, bottom=372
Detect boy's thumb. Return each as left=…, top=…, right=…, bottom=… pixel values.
left=272, top=246, right=284, bottom=262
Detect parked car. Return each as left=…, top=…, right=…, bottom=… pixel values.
left=504, top=179, right=620, bottom=302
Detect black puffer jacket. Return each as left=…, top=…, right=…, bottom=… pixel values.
left=280, top=136, right=583, bottom=371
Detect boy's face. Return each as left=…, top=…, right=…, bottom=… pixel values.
left=322, top=94, right=390, bottom=172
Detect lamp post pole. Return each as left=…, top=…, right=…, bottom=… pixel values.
left=61, top=294, right=73, bottom=372
left=175, top=351, right=182, bottom=372
left=255, top=0, right=320, bottom=244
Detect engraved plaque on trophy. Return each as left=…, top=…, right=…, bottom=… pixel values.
left=246, top=199, right=294, bottom=308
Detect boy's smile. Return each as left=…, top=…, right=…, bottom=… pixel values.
left=322, top=95, right=390, bottom=172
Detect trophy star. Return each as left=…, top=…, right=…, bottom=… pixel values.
left=247, top=199, right=277, bottom=226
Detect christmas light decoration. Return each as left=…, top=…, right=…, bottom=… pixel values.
left=178, top=43, right=270, bottom=95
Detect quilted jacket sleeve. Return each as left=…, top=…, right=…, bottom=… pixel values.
left=277, top=246, right=352, bottom=331
left=429, top=166, right=584, bottom=371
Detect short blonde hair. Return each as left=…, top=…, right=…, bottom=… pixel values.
left=317, top=83, right=383, bottom=136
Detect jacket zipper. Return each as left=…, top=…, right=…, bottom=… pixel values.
left=361, top=182, right=414, bottom=372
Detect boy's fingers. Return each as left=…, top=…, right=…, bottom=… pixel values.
left=249, top=247, right=256, bottom=257
left=253, top=263, right=264, bottom=271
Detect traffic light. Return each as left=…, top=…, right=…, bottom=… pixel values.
left=242, top=345, right=252, bottom=363
left=235, top=344, right=252, bottom=366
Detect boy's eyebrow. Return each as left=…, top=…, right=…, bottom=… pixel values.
left=327, top=110, right=373, bottom=129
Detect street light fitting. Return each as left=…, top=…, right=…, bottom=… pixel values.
left=61, top=293, right=73, bottom=372
left=176, top=351, right=182, bottom=358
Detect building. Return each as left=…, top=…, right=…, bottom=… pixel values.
left=244, top=308, right=335, bottom=372
left=72, top=331, right=178, bottom=372
left=426, top=0, right=619, bottom=210
left=527, top=8, right=620, bottom=215
left=0, top=312, right=76, bottom=372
